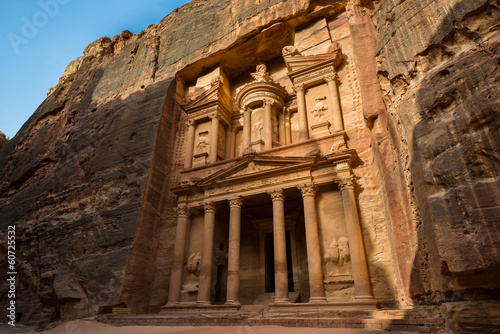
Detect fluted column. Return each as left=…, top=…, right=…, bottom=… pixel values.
left=294, top=84, right=309, bottom=142
left=184, top=120, right=196, bottom=169
left=209, top=113, right=220, bottom=164
left=197, top=202, right=216, bottom=304
left=242, top=107, right=251, bottom=151
left=167, top=206, right=190, bottom=304
left=338, top=175, right=373, bottom=300
left=226, top=197, right=244, bottom=305
left=325, top=74, right=344, bottom=132
left=263, top=99, right=273, bottom=150
left=298, top=184, right=327, bottom=303
left=268, top=189, right=289, bottom=303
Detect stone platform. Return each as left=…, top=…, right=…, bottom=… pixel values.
left=99, top=307, right=446, bottom=333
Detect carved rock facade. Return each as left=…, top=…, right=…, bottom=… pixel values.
left=0, top=0, right=498, bottom=330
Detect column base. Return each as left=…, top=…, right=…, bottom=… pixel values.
left=309, top=297, right=328, bottom=303
left=166, top=301, right=180, bottom=306
left=273, top=298, right=291, bottom=304
left=224, top=300, right=241, bottom=306
left=196, top=301, right=211, bottom=306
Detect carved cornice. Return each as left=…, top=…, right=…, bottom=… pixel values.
left=229, top=197, right=245, bottom=208
left=268, top=189, right=285, bottom=202
left=204, top=201, right=216, bottom=213
left=298, top=183, right=317, bottom=197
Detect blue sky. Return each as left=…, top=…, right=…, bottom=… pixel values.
left=0, top=0, right=191, bottom=139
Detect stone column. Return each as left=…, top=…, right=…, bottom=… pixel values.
left=167, top=206, right=190, bottom=304
left=298, top=184, right=327, bottom=303
left=209, top=113, right=220, bottom=164
left=268, top=189, right=289, bottom=303
left=325, top=74, right=344, bottom=132
left=225, top=125, right=232, bottom=159
left=338, top=175, right=373, bottom=300
left=263, top=99, right=273, bottom=150
left=184, top=120, right=196, bottom=169
left=226, top=197, right=244, bottom=305
left=284, top=108, right=291, bottom=145
left=242, top=107, right=251, bottom=151
left=278, top=108, right=286, bottom=144
left=197, top=202, right=216, bottom=304
left=294, top=84, right=309, bottom=142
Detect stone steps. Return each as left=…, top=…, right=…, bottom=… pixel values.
left=99, top=313, right=445, bottom=333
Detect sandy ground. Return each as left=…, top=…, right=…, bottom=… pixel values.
left=0, top=320, right=416, bottom=334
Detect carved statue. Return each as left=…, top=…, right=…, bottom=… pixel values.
left=282, top=45, right=301, bottom=57
left=253, top=121, right=263, bottom=140
left=311, top=96, right=328, bottom=119
left=186, top=253, right=201, bottom=276
left=251, top=63, right=271, bottom=82
left=329, top=236, right=350, bottom=266
left=196, top=132, right=209, bottom=153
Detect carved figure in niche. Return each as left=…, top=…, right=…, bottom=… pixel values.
left=196, top=132, right=209, bottom=153
left=310, top=96, right=328, bottom=120
left=218, top=134, right=224, bottom=156
left=251, top=63, right=271, bottom=82
left=282, top=45, right=302, bottom=57
left=186, top=253, right=201, bottom=277
left=272, top=117, right=278, bottom=139
left=253, top=121, right=263, bottom=140
left=329, top=236, right=350, bottom=266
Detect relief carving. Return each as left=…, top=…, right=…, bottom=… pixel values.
left=253, top=121, right=263, bottom=140
left=186, top=253, right=202, bottom=277
left=196, top=131, right=210, bottom=153
left=251, top=63, right=271, bottom=82
left=326, top=236, right=351, bottom=277
left=282, top=45, right=302, bottom=57
left=311, top=96, right=328, bottom=120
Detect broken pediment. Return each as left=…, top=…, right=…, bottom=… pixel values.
left=282, top=45, right=344, bottom=87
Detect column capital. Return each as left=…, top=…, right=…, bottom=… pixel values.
left=204, top=201, right=216, bottom=213
left=186, top=119, right=196, bottom=127
left=209, top=112, right=221, bottom=120
left=325, top=73, right=341, bottom=84
left=175, top=206, right=189, bottom=218
left=298, top=183, right=317, bottom=197
left=267, top=189, right=285, bottom=202
left=263, top=98, right=275, bottom=107
left=293, top=83, right=305, bottom=92
left=337, top=175, right=357, bottom=191
left=229, top=197, right=245, bottom=208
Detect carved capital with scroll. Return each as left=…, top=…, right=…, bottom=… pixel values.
left=298, top=183, right=317, bottom=197
left=229, top=197, right=245, bottom=208
left=337, top=176, right=356, bottom=192
left=204, top=201, right=216, bottom=213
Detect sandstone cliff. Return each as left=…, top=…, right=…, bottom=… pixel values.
left=0, top=0, right=498, bottom=330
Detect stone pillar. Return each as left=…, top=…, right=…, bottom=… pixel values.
left=298, top=184, right=327, bottom=303
left=338, top=175, right=374, bottom=300
left=294, top=84, right=309, bottom=142
left=285, top=109, right=292, bottom=145
left=242, top=107, right=251, bottom=151
left=278, top=108, right=286, bottom=144
left=225, top=125, right=232, bottom=159
left=184, top=120, right=196, bottom=169
left=268, top=189, right=289, bottom=303
left=167, top=206, right=190, bottom=304
left=325, top=74, right=344, bottom=132
left=197, top=202, right=216, bottom=304
left=226, top=197, right=244, bottom=305
left=209, top=113, right=220, bottom=164
left=263, top=99, right=273, bottom=150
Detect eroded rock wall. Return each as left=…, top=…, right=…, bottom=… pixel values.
left=372, top=0, right=500, bottom=302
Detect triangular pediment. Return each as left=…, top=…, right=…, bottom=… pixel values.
left=197, top=154, right=317, bottom=188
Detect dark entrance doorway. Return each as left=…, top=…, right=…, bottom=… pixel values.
left=264, top=230, right=294, bottom=293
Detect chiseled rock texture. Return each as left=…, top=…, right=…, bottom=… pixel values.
left=0, top=0, right=498, bottom=330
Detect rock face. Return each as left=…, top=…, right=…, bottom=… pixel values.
left=0, top=0, right=498, bottom=330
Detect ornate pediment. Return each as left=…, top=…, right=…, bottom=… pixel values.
left=182, top=81, right=221, bottom=113
left=197, top=154, right=317, bottom=188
